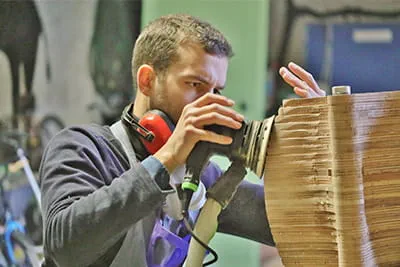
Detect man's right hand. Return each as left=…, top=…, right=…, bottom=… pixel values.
left=279, top=62, right=326, bottom=98
left=154, top=93, right=244, bottom=174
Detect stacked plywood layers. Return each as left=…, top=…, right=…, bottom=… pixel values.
left=264, top=91, right=400, bottom=267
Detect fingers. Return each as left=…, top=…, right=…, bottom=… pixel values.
left=187, top=102, right=244, bottom=122
left=191, top=112, right=242, bottom=129
left=293, top=87, right=308, bottom=98
left=279, top=66, right=310, bottom=90
left=156, top=93, right=244, bottom=171
left=279, top=62, right=326, bottom=98
left=180, top=93, right=245, bottom=145
left=279, top=66, right=294, bottom=87
left=187, top=127, right=233, bottom=145
left=183, top=93, right=244, bottom=128
left=288, top=62, right=324, bottom=96
left=191, top=92, right=235, bottom=108
left=294, top=87, right=322, bottom=98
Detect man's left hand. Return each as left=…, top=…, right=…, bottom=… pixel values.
left=279, top=62, right=326, bottom=98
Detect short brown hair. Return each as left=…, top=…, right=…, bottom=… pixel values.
left=132, top=14, right=234, bottom=90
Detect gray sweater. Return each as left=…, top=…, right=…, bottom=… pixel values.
left=39, top=123, right=275, bottom=266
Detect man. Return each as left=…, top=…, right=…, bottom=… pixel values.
left=40, top=14, right=324, bottom=266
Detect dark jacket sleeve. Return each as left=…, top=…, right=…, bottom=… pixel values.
left=205, top=163, right=275, bottom=246
left=218, top=180, right=276, bottom=246
left=39, top=127, right=173, bottom=266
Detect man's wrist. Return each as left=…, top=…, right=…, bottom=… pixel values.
left=141, top=156, right=173, bottom=191
left=153, top=149, right=179, bottom=174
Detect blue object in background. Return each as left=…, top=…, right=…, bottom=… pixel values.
left=306, top=23, right=400, bottom=93
left=0, top=183, right=33, bottom=221
left=306, top=24, right=326, bottom=82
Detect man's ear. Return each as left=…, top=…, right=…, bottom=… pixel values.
left=137, top=64, right=155, bottom=96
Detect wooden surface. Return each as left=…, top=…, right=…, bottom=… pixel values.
left=264, top=91, right=400, bottom=266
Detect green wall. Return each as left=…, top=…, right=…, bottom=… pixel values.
left=141, top=1, right=269, bottom=266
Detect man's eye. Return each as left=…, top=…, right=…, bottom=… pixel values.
left=188, top=82, right=202, bottom=88
left=213, top=89, right=221, bottom=95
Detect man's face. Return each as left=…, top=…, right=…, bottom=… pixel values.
left=149, top=43, right=229, bottom=124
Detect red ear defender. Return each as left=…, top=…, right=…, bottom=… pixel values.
left=139, top=110, right=175, bottom=154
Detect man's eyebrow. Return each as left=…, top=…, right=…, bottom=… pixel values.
left=186, top=75, right=225, bottom=90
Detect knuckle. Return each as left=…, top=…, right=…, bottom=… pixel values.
left=210, top=103, right=220, bottom=110
left=185, top=108, right=195, bottom=118
left=186, top=125, right=197, bottom=135
left=210, top=112, right=221, bottom=120
left=193, top=117, right=202, bottom=126
left=205, top=92, right=214, bottom=98
left=182, top=105, right=190, bottom=114
left=185, top=117, right=195, bottom=125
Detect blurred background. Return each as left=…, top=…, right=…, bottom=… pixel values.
left=1, top=0, right=400, bottom=266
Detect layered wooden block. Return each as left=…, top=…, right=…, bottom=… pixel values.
left=264, top=91, right=400, bottom=266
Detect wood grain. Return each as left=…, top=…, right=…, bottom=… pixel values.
left=264, top=91, right=400, bottom=267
